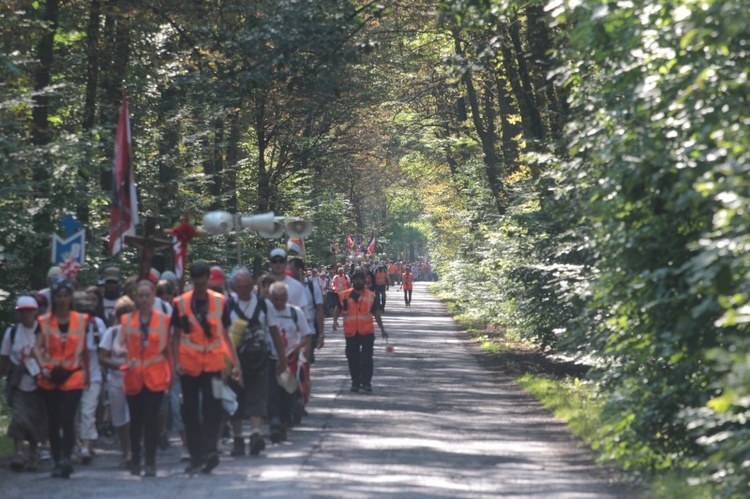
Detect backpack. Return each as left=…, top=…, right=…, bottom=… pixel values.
left=231, top=297, right=268, bottom=374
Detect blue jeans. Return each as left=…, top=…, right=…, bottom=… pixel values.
left=345, top=333, right=375, bottom=387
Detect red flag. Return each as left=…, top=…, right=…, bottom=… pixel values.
left=108, top=94, right=139, bottom=255
left=366, top=231, right=376, bottom=255
left=287, top=237, right=306, bottom=260
left=346, top=234, right=354, bottom=252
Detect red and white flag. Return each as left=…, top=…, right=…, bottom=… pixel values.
left=108, top=93, right=139, bottom=255
left=287, top=237, right=306, bottom=260
left=366, top=231, right=376, bottom=255
left=346, top=234, right=355, bottom=252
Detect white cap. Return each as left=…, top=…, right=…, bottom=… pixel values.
left=161, top=271, right=177, bottom=284
left=270, top=248, right=287, bottom=259
left=15, top=296, right=39, bottom=310
left=47, top=266, right=62, bottom=278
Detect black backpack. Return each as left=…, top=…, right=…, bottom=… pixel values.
left=231, top=297, right=268, bottom=373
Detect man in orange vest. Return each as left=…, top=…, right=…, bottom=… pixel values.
left=401, top=266, right=414, bottom=307
left=372, top=263, right=390, bottom=313
left=332, top=271, right=388, bottom=393
left=121, top=279, right=172, bottom=477
left=172, top=261, right=242, bottom=474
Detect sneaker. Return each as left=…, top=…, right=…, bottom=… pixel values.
left=184, top=462, right=202, bottom=474
left=39, top=447, right=51, bottom=461
left=249, top=433, right=265, bottom=456
left=350, top=384, right=360, bottom=393
left=60, top=460, right=74, bottom=478
left=202, top=452, right=219, bottom=474
left=270, top=426, right=282, bottom=444
left=130, top=461, right=142, bottom=476
left=362, top=384, right=372, bottom=393
left=179, top=449, right=191, bottom=462
left=9, top=454, right=26, bottom=472
left=50, top=465, right=63, bottom=478
left=80, top=447, right=92, bottom=465
left=26, top=455, right=38, bottom=472
left=230, top=437, right=245, bottom=457
left=143, top=465, right=156, bottom=477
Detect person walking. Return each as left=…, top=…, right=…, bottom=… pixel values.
left=98, top=296, right=136, bottom=468
left=401, top=266, right=414, bottom=307
left=0, top=296, right=47, bottom=472
left=121, top=280, right=172, bottom=477
left=266, top=282, right=313, bottom=443
left=372, top=263, right=390, bottom=312
left=227, top=269, right=285, bottom=457
left=171, top=261, right=242, bottom=474
left=332, top=271, right=388, bottom=393
left=34, top=277, right=90, bottom=478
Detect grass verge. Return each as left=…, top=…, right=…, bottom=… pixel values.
left=433, top=287, right=715, bottom=498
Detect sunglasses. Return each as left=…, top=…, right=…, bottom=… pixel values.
left=270, top=258, right=286, bottom=264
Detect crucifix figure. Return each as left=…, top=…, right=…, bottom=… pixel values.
left=125, top=216, right=173, bottom=282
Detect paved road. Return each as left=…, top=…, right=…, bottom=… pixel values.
left=0, top=282, right=630, bottom=498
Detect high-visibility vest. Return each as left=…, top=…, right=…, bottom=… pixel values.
left=333, top=274, right=350, bottom=293
left=121, top=310, right=171, bottom=395
left=338, top=288, right=375, bottom=337
left=38, top=312, right=87, bottom=391
left=374, top=269, right=388, bottom=286
left=402, top=272, right=414, bottom=290
left=387, top=264, right=396, bottom=275
left=174, top=289, right=227, bottom=376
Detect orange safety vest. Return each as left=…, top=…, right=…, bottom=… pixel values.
left=387, top=264, right=396, bottom=275
left=395, top=263, right=402, bottom=274
left=38, top=312, right=87, bottom=391
left=338, top=288, right=375, bottom=337
left=174, top=290, right=227, bottom=377
left=374, top=269, right=388, bottom=286
left=402, top=272, right=413, bottom=290
left=333, top=274, right=350, bottom=293
left=121, top=310, right=171, bottom=395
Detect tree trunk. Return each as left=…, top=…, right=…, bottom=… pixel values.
left=82, top=0, right=101, bottom=131
left=29, top=0, right=60, bottom=289
left=504, top=19, right=545, bottom=145
left=452, top=27, right=506, bottom=215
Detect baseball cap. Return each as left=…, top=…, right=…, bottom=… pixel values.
left=161, top=270, right=178, bottom=285
left=148, top=268, right=161, bottom=283
left=15, top=296, right=39, bottom=310
left=270, top=248, right=287, bottom=260
left=102, top=266, right=120, bottom=282
left=209, top=266, right=225, bottom=285
left=47, top=266, right=62, bottom=278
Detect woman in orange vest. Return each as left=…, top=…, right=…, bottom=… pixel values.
left=332, top=271, right=388, bottom=392
left=120, top=279, right=172, bottom=477
left=401, top=267, right=414, bottom=307
left=33, top=277, right=90, bottom=479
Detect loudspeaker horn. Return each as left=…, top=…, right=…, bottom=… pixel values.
left=257, top=220, right=286, bottom=239
left=285, top=218, right=313, bottom=238
left=239, top=212, right=276, bottom=233
left=202, top=211, right=234, bottom=235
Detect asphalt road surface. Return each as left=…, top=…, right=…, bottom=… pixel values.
left=0, top=282, right=631, bottom=498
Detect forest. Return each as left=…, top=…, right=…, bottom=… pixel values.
left=1, top=0, right=748, bottom=494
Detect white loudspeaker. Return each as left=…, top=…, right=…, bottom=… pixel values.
left=285, top=218, right=313, bottom=238
left=203, top=211, right=234, bottom=235
left=240, top=212, right=276, bottom=233
left=257, top=221, right=286, bottom=239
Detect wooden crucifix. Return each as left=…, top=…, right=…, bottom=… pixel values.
left=125, top=216, right=174, bottom=282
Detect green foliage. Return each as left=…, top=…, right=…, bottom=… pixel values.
left=546, top=0, right=750, bottom=492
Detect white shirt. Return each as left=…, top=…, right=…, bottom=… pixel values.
left=283, top=275, right=310, bottom=311
left=102, top=296, right=118, bottom=324
left=228, top=293, right=277, bottom=349
left=302, top=278, right=324, bottom=328
left=1, top=323, right=40, bottom=392
left=87, top=316, right=106, bottom=384
left=154, top=296, right=173, bottom=316
left=266, top=304, right=312, bottom=359
left=99, top=325, right=127, bottom=386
